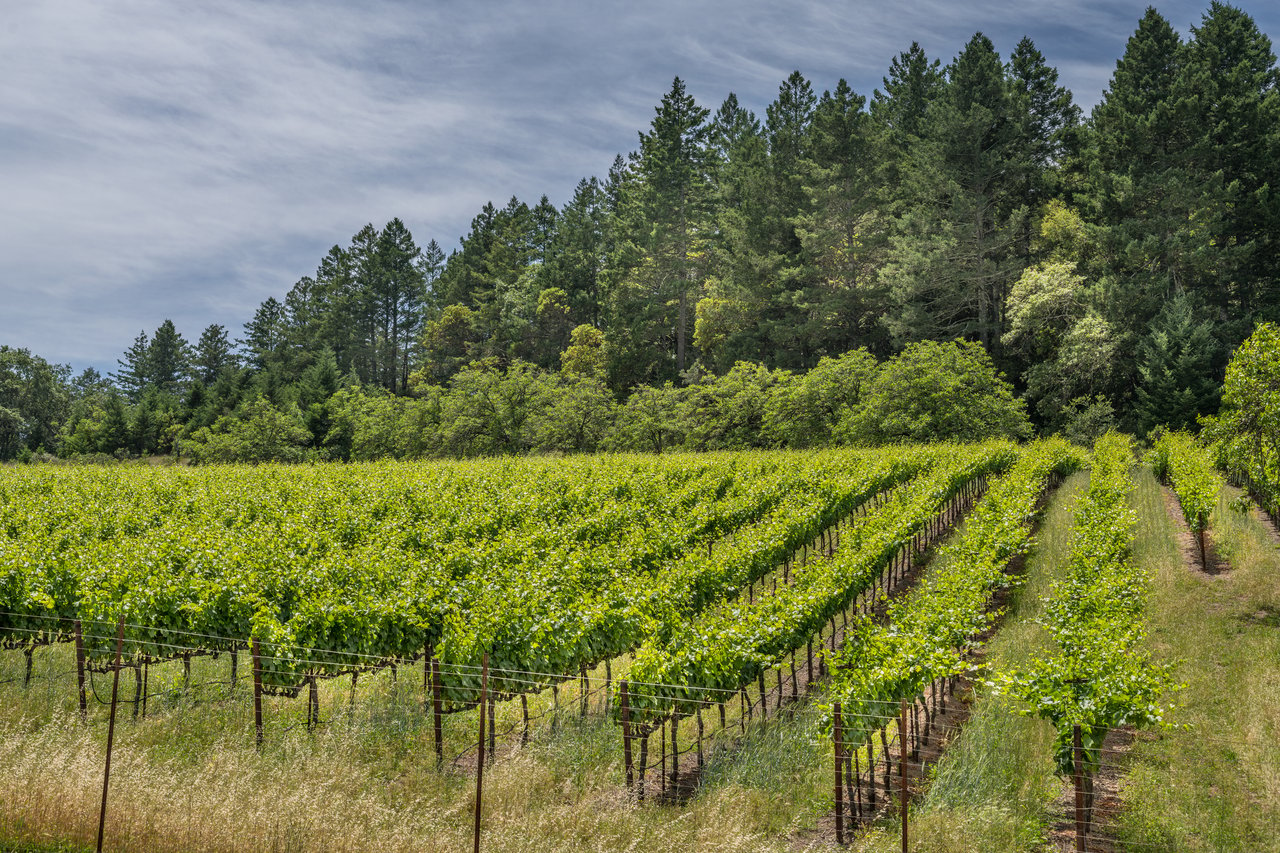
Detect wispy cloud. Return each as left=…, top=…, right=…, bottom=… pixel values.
left=1, top=0, right=1275, bottom=370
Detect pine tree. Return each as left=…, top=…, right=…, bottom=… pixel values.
left=1133, top=293, right=1222, bottom=434
left=884, top=33, right=1027, bottom=352
left=1175, top=2, right=1280, bottom=323
left=1088, top=8, right=1198, bottom=324
left=610, top=77, right=713, bottom=379
left=376, top=218, right=427, bottom=393
left=193, top=324, right=236, bottom=384
left=98, top=391, right=130, bottom=454
left=1008, top=36, right=1080, bottom=207
left=148, top=319, right=191, bottom=397
left=112, top=331, right=151, bottom=402
left=242, top=298, right=288, bottom=371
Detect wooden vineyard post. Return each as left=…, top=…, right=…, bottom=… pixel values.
left=432, top=656, right=444, bottom=766
left=1073, top=724, right=1087, bottom=852
left=96, top=614, right=125, bottom=853
left=834, top=701, right=844, bottom=846
left=308, top=676, right=319, bottom=732
left=141, top=660, right=148, bottom=719
left=580, top=664, right=589, bottom=717
left=660, top=718, right=667, bottom=798
left=899, top=699, right=908, bottom=853
left=474, top=653, right=488, bottom=853
left=621, top=681, right=633, bottom=791
left=251, top=637, right=263, bottom=749
left=75, top=619, right=87, bottom=721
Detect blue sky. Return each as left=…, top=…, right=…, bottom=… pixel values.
left=2, top=0, right=1277, bottom=374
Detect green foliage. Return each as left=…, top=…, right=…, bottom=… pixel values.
left=0, top=347, right=70, bottom=461
left=183, top=397, right=312, bottom=464
left=1133, top=294, right=1222, bottom=434
left=843, top=339, right=1031, bottom=444
left=1007, top=433, right=1175, bottom=777
left=828, top=438, right=1087, bottom=745
left=623, top=443, right=1017, bottom=722
left=1203, top=321, right=1280, bottom=519
left=1149, top=431, right=1222, bottom=539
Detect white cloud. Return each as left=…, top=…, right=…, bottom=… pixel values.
left=0, top=0, right=1275, bottom=368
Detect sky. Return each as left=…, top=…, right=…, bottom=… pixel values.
left=3, top=0, right=1278, bottom=375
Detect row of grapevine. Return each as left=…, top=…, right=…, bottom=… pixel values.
left=1149, top=431, right=1224, bottom=566
left=0, top=455, right=797, bottom=658
left=826, top=437, right=1087, bottom=747
left=618, top=442, right=1019, bottom=723
left=0, top=450, right=933, bottom=702
left=1007, top=433, right=1174, bottom=830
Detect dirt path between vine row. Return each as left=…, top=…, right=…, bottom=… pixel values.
left=1159, top=484, right=1231, bottom=577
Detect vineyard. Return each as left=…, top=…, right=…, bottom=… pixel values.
left=2, top=433, right=1280, bottom=852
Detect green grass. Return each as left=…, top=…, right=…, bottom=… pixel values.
left=1109, top=469, right=1280, bottom=852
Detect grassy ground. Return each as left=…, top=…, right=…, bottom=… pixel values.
left=0, top=640, right=840, bottom=853
left=846, top=470, right=1087, bottom=852
left=1109, top=469, right=1280, bottom=852
left=4, top=466, right=1278, bottom=852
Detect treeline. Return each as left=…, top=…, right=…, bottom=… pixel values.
left=2, top=4, right=1277, bottom=462
left=0, top=338, right=1032, bottom=463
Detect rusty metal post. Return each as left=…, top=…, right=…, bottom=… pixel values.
left=96, top=614, right=125, bottom=853
left=834, top=701, right=844, bottom=845
left=637, top=733, right=648, bottom=802
left=899, top=698, right=908, bottom=853
left=251, top=637, right=263, bottom=748
left=75, top=619, right=87, bottom=721
left=473, top=653, right=488, bottom=853
left=670, top=713, right=679, bottom=791
left=487, top=691, right=495, bottom=764
left=1074, top=724, right=1087, bottom=852
left=696, top=707, right=704, bottom=772
left=621, top=680, right=633, bottom=790
left=432, top=656, right=444, bottom=765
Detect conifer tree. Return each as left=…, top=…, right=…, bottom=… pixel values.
left=193, top=324, right=236, bottom=384
left=148, top=319, right=191, bottom=397
left=112, top=331, right=151, bottom=402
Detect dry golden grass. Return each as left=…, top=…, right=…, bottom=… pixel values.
left=0, top=644, right=836, bottom=853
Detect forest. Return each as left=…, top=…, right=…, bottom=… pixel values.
left=2, top=3, right=1276, bottom=463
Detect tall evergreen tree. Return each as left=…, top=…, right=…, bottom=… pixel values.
left=148, top=319, right=191, bottom=397
left=193, top=324, right=236, bottom=384
left=609, top=77, right=713, bottom=380
left=1174, top=2, right=1280, bottom=325
left=885, top=33, right=1027, bottom=353
left=375, top=217, right=427, bottom=393
left=112, top=331, right=151, bottom=402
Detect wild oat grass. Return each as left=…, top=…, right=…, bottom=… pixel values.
left=0, top=635, right=826, bottom=852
